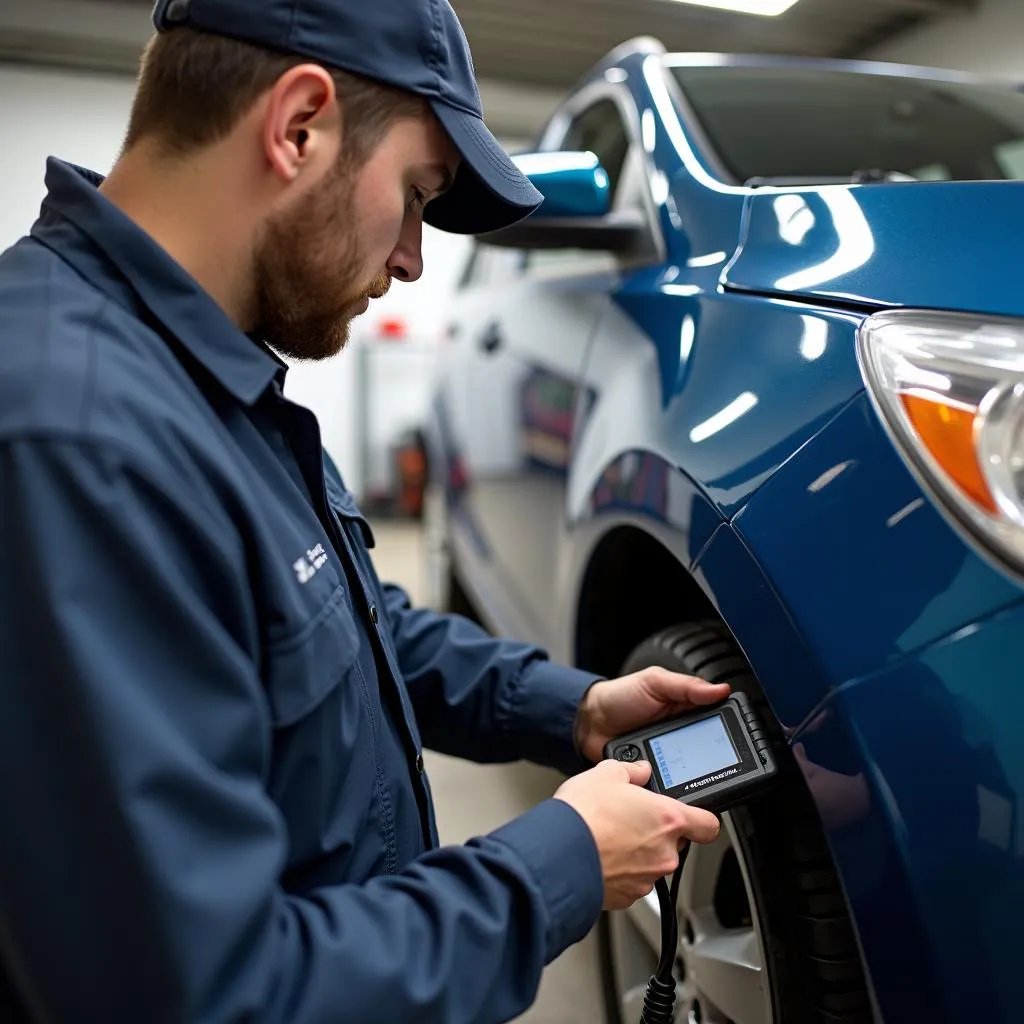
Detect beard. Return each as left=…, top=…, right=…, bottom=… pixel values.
left=252, top=160, right=389, bottom=362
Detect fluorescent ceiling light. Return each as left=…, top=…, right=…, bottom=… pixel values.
left=664, top=0, right=801, bottom=15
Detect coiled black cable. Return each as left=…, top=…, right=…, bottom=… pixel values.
left=639, top=845, right=689, bottom=1024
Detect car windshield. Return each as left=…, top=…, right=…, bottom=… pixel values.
left=667, top=63, right=1024, bottom=185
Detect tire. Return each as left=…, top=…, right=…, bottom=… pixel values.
left=597, top=621, right=872, bottom=1024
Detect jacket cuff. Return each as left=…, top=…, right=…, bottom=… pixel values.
left=503, top=660, right=601, bottom=776
left=488, top=798, right=604, bottom=963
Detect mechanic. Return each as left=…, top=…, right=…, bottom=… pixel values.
left=0, top=2, right=729, bottom=1022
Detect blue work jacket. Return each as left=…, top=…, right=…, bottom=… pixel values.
left=0, top=159, right=604, bottom=1024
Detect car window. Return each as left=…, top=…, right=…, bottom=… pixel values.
left=524, top=97, right=636, bottom=278
left=667, top=64, right=1024, bottom=184
left=560, top=98, right=631, bottom=204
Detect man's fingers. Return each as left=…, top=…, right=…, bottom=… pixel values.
left=688, top=680, right=732, bottom=704
left=674, top=804, right=721, bottom=845
left=645, top=669, right=731, bottom=705
left=596, top=757, right=652, bottom=787
left=621, top=759, right=652, bottom=787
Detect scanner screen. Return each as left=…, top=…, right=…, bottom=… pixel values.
left=649, top=715, right=739, bottom=789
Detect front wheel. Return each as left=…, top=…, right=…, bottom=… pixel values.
left=597, top=622, right=872, bottom=1024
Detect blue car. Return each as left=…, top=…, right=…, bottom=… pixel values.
left=426, top=37, right=1024, bottom=1024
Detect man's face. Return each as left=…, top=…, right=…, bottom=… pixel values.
left=254, top=110, right=459, bottom=361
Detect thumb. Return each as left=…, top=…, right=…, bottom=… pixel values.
left=621, top=759, right=653, bottom=787
left=596, top=756, right=652, bottom=786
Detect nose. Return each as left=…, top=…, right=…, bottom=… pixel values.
left=387, top=212, right=424, bottom=284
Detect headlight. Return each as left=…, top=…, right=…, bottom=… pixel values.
left=857, top=310, right=1024, bottom=579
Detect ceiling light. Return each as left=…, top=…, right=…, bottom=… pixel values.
left=664, top=0, right=801, bottom=16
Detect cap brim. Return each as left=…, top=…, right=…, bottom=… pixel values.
left=424, top=102, right=543, bottom=236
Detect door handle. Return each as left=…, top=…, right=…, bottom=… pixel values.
left=479, top=322, right=504, bottom=355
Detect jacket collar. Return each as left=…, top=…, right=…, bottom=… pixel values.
left=31, top=158, right=282, bottom=405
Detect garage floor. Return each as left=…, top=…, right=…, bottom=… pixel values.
left=370, top=520, right=604, bottom=1024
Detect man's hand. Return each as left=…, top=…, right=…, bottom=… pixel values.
left=574, top=668, right=732, bottom=764
left=554, top=759, right=720, bottom=910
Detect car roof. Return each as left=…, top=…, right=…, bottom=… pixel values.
left=574, top=38, right=1023, bottom=107
left=662, top=51, right=1020, bottom=91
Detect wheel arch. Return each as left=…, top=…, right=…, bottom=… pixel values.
left=574, top=524, right=718, bottom=679
left=578, top=527, right=883, bottom=1023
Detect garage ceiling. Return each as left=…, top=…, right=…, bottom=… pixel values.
left=452, top=0, right=977, bottom=89
left=1, top=0, right=977, bottom=87
left=0, top=0, right=979, bottom=136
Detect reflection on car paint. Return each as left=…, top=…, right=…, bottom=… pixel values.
left=735, top=395, right=1022, bottom=684
left=591, top=450, right=671, bottom=523
left=730, top=179, right=1024, bottom=317
left=518, top=367, right=597, bottom=476
left=823, top=606, right=1024, bottom=1022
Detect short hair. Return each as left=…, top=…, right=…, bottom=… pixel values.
left=124, top=27, right=425, bottom=165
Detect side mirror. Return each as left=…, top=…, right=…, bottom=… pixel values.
left=477, top=151, right=651, bottom=255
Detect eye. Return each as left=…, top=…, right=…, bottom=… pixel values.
left=408, top=187, right=427, bottom=212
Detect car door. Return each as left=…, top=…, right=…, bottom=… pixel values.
left=454, top=90, right=657, bottom=649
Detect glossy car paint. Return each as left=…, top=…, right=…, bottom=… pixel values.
left=728, top=180, right=1024, bottom=318
left=431, top=44, right=1024, bottom=1021
left=515, top=151, right=613, bottom=218
left=730, top=395, right=1024, bottom=1019
left=735, top=394, right=1023, bottom=689
left=823, top=599, right=1024, bottom=1024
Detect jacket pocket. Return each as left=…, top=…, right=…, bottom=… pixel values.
left=263, top=583, right=360, bottom=728
left=263, top=582, right=385, bottom=875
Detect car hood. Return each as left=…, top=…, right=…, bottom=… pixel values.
left=723, top=180, right=1024, bottom=320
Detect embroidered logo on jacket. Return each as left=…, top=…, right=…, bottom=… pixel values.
left=293, top=543, right=329, bottom=584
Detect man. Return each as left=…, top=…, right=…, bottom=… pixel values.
left=0, top=2, right=728, bottom=1021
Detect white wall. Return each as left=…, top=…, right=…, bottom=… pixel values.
left=869, top=0, right=1024, bottom=80
left=0, top=0, right=563, bottom=141
left=0, top=62, right=471, bottom=498
left=0, top=64, right=134, bottom=237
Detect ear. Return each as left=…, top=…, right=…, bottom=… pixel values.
left=261, top=64, right=341, bottom=183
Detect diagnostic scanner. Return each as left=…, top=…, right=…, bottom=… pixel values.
left=605, top=692, right=780, bottom=1023
left=603, top=692, right=777, bottom=813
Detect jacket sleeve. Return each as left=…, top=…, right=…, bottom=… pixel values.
left=381, top=583, right=601, bottom=775
left=0, top=437, right=603, bottom=1024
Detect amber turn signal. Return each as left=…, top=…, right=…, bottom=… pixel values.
left=899, top=393, right=998, bottom=515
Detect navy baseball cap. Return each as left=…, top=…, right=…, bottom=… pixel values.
left=152, top=0, right=543, bottom=234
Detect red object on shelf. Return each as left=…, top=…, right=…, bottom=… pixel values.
left=377, top=317, right=408, bottom=340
